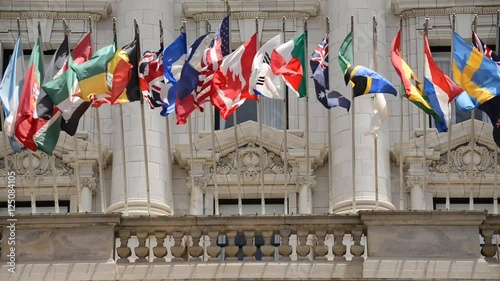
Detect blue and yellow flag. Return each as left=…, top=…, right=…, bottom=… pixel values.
left=344, top=65, right=397, bottom=97
left=452, top=32, right=500, bottom=107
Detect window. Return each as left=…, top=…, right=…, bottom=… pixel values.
left=0, top=200, right=70, bottom=214
left=218, top=198, right=286, bottom=215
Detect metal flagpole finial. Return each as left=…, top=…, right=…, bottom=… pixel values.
left=400, top=15, right=403, bottom=28
left=373, top=16, right=377, bottom=33
left=206, top=21, right=211, bottom=33
left=326, top=16, right=330, bottom=34
left=62, top=19, right=68, bottom=36
left=226, top=0, right=231, bottom=16
left=112, top=17, right=116, bottom=34
left=134, top=18, right=139, bottom=35
left=497, top=10, right=499, bottom=27
left=282, top=16, right=286, bottom=32
left=88, top=16, right=92, bottom=34
left=37, top=21, right=42, bottom=37
left=17, top=18, right=21, bottom=36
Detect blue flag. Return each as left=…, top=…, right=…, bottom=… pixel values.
left=310, top=34, right=351, bottom=111
left=160, top=32, right=187, bottom=116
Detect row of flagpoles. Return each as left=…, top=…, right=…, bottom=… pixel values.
left=1, top=4, right=500, bottom=214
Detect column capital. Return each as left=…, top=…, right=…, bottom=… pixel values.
left=187, top=177, right=209, bottom=194
left=296, top=176, right=316, bottom=191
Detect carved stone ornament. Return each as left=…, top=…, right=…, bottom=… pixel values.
left=428, top=143, right=498, bottom=179
left=81, top=178, right=98, bottom=192
left=216, top=143, right=286, bottom=181
left=0, top=149, right=73, bottom=178
left=405, top=176, right=424, bottom=188
left=186, top=177, right=209, bottom=193
left=296, top=176, right=317, bottom=190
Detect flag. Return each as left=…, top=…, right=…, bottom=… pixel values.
left=37, top=36, right=69, bottom=120
left=161, top=32, right=187, bottom=116
left=338, top=31, right=353, bottom=74
left=72, top=43, right=116, bottom=102
left=271, top=32, right=307, bottom=97
left=343, top=65, right=398, bottom=97
left=472, top=31, right=500, bottom=66
left=15, top=36, right=63, bottom=155
left=452, top=31, right=500, bottom=107
left=195, top=16, right=229, bottom=105
left=95, top=37, right=141, bottom=106
left=42, top=33, right=93, bottom=136
left=310, top=34, right=350, bottom=111
left=0, top=36, right=24, bottom=152
left=365, top=94, right=388, bottom=137
left=175, top=34, right=210, bottom=125
left=423, top=33, right=463, bottom=132
left=391, top=28, right=440, bottom=122
left=477, top=95, right=500, bottom=148
left=211, top=33, right=259, bottom=120
left=250, top=34, right=282, bottom=99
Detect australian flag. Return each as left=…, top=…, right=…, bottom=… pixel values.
left=310, top=34, right=351, bottom=111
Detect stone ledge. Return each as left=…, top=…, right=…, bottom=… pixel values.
left=0, top=213, right=121, bottom=228
left=359, top=210, right=488, bottom=226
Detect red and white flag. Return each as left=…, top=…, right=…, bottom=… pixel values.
left=211, top=33, right=258, bottom=120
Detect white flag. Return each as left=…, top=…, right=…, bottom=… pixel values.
left=365, top=94, right=388, bottom=137
left=250, top=34, right=282, bottom=99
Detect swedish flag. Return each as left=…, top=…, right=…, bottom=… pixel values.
left=452, top=32, right=500, bottom=106
left=344, top=65, right=397, bottom=98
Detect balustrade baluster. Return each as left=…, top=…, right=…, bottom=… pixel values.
left=117, top=230, right=132, bottom=263
left=225, top=230, right=239, bottom=261
left=134, top=231, right=150, bottom=262
left=332, top=228, right=347, bottom=261
left=314, top=229, right=328, bottom=260
left=480, top=228, right=498, bottom=258
left=260, top=230, right=275, bottom=261
left=189, top=229, right=204, bottom=261
left=242, top=230, right=256, bottom=261
left=170, top=231, right=186, bottom=262
left=153, top=231, right=168, bottom=262
left=296, top=229, right=311, bottom=260
left=350, top=227, right=365, bottom=261
left=279, top=229, right=292, bottom=261
left=206, top=230, right=221, bottom=261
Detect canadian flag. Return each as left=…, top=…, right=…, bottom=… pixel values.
left=211, top=33, right=258, bottom=120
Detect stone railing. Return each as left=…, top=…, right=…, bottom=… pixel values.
left=115, top=214, right=366, bottom=263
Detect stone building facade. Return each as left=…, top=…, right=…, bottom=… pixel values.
left=0, top=0, right=499, bottom=280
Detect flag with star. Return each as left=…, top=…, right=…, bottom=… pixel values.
left=310, top=34, right=350, bottom=111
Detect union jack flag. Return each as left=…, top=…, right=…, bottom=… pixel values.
left=139, top=50, right=165, bottom=109
left=472, top=31, right=500, bottom=66
left=311, top=34, right=329, bottom=70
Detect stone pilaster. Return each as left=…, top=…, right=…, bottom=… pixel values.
left=108, top=0, right=175, bottom=216
left=329, top=0, right=395, bottom=214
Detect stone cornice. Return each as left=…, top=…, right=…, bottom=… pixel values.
left=392, top=0, right=500, bottom=16
left=0, top=213, right=121, bottom=228
left=0, top=0, right=111, bottom=19
left=183, top=0, right=320, bottom=20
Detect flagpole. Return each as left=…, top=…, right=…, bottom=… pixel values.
left=303, top=17, right=311, bottom=214
left=224, top=3, right=242, bottom=215
left=350, top=15, right=356, bottom=213
left=110, top=18, right=129, bottom=215
left=282, top=16, right=289, bottom=215
left=255, top=17, right=266, bottom=214
left=205, top=21, right=220, bottom=215
left=470, top=14, right=478, bottom=211
left=134, top=18, right=152, bottom=215
left=326, top=16, right=333, bottom=213
left=421, top=17, right=429, bottom=211
left=446, top=14, right=456, bottom=210
left=399, top=15, right=404, bottom=210
left=372, top=16, right=380, bottom=209
left=494, top=10, right=499, bottom=215
left=160, top=18, right=174, bottom=214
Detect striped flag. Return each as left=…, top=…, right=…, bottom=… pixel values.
left=423, top=33, right=463, bottom=132
left=195, top=16, right=229, bottom=105
left=0, top=36, right=24, bottom=152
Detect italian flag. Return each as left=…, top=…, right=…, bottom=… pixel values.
left=270, top=32, right=307, bottom=97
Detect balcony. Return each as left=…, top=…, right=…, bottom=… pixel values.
left=0, top=211, right=499, bottom=280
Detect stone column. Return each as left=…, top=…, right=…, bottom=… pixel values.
left=188, top=177, right=207, bottom=215
left=406, top=176, right=425, bottom=210
left=329, top=0, right=395, bottom=213
left=297, top=176, right=315, bottom=214
left=79, top=160, right=98, bottom=212
left=108, top=0, right=175, bottom=215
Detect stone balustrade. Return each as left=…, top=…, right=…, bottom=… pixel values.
left=115, top=214, right=365, bottom=263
